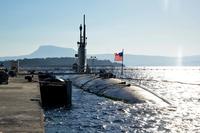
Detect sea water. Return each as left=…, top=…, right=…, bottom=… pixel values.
left=45, top=67, right=200, bottom=133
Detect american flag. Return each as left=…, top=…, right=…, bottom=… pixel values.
left=114, top=52, right=123, bottom=61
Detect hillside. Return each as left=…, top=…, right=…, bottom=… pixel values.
left=0, top=45, right=200, bottom=66
left=1, top=57, right=121, bottom=68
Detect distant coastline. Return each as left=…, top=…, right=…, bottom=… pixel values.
left=0, top=45, right=200, bottom=66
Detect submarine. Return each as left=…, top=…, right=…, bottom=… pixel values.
left=69, top=15, right=170, bottom=107
left=66, top=74, right=170, bottom=107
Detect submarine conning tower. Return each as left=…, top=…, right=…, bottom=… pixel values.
left=77, top=15, right=87, bottom=73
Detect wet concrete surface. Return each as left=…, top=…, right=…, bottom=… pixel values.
left=0, top=76, right=44, bottom=133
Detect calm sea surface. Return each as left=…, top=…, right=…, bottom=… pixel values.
left=45, top=67, right=200, bottom=133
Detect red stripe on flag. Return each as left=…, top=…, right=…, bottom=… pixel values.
left=114, top=53, right=123, bottom=61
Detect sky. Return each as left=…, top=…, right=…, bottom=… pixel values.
left=0, top=0, right=200, bottom=57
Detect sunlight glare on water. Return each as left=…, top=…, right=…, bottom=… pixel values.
left=45, top=67, right=200, bottom=132
left=162, top=67, right=200, bottom=84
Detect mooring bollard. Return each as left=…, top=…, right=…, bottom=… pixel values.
left=64, top=80, right=72, bottom=107
left=39, top=73, right=72, bottom=108
left=0, top=70, right=9, bottom=84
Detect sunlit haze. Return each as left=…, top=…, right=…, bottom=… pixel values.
left=0, top=0, right=200, bottom=57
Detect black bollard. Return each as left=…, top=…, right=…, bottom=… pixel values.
left=39, top=75, right=72, bottom=108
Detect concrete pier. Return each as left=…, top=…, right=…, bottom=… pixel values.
left=0, top=76, right=44, bottom=132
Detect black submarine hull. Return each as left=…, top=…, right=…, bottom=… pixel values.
left=65, top=74, right=170, bottom=106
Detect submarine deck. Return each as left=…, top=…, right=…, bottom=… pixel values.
left=0, top=76, right=44, bottom=133
left=66, top=74, right=170, bottom=106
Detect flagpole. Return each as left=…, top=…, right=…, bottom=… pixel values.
left=121, top=49, right=124, bottom=75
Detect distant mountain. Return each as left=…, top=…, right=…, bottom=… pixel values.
left=0, top=55, right=25, bottom=61
left=0, top=45, right=200, bottom=66
left=0, top=45, right=77, bottom=61
left=27, top=45, right=76, bottom=58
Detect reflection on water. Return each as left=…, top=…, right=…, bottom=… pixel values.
left=117, top=66, right=200, bottom=84
left=45, top=67, right=200, bottom=133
